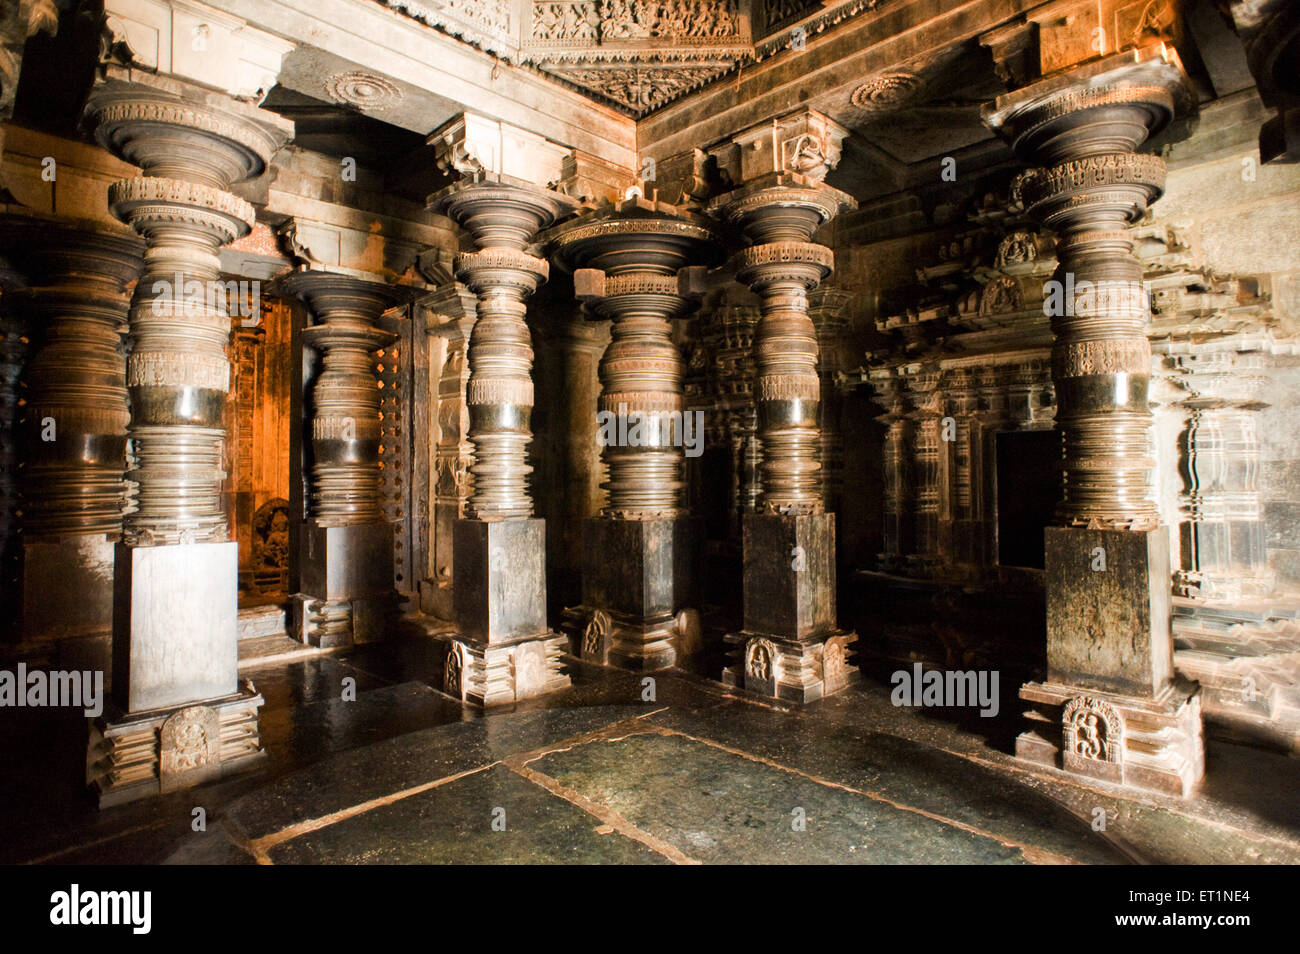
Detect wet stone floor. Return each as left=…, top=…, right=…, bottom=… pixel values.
left=2, top=633, right=1299, bottom=865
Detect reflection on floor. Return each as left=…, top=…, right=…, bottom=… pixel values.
left=2, top=635, right=1298, bottom=865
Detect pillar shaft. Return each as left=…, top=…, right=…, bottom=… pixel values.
left=3, top=222, right=142, bottom=537
left=90, top=85, right=285, bottom=546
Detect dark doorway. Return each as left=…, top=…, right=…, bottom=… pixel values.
left=996, top=430, right=1060, bottom=569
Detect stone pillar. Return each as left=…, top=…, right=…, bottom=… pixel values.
left=552, top=198, right=717, bottom=670
left=810, top=287, right=850, bottom=515
left=0, top=258, right=27, bottom=615
left=281, top=270, right=403, bottom=647
left=419, top=285, right=476, bottom=621
left=0, top=215, right=142, bottom=664
left=903, top=363, right=943, bottom=575
left=83, top=69, right=292, bottom=806
left=533, top=309, right=607, bottom=614
left=707, top=110, right=859, bottom=702
left=984, top=48, right=1204, bottom=795
left=427, top=113, right=579, bottom=706
left=868, top=368, right=908, bottom=571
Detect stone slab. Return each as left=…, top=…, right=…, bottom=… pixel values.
left=112, top=540, right=238, bottom=713
left=1045, top=525, right=1172, bottom=697
left=454, top=518, right=548, bottom=644
left=743, top=511, right=838, bottom=639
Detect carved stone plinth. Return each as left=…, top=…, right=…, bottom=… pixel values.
left=1016, top=678, right=1204, bottom=797
left=446, top=518, right=568, bottom=705
left=549, top=198, right=718, bottom=669
left=87, top=681, right=265, bottom=808
left=566, top=516, right=697, bottom=670
left=291, top=520, right=396, bottom=647
left=722, top=512, right=859, bottom=702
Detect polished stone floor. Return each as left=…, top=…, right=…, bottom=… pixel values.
left=2, top=631, right=1298, bottom=865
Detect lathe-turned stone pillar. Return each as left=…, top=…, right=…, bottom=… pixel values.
left=707, top=109, right=859, bottom=702
left=281, top=270, right=404, bottom=648
left=984, top=48, right=1203, bottom=795
left=83, top=68, right=293, bottom=806
left=551, top=198, right=718, bottom=670
left=428, top=113, right=579, bottom=706
left=810, top=288, right=850, bottom=516
left=0, top=215, right=142, bottom=662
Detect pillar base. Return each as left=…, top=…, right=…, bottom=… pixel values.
left=113, top=540, right=238, bottom=713
left=1015, top=677, right=1204, bottom=797
left=86, top=680, right=265, bottom=809
left=20, top=534, right=116, bottom=646
left=722, top=629, right=859, bottom=703
left=442, top=517, right=570, bottom=706
left=564, top=516, right=696, bottom=671
left=293, top=520, right=397, bottom=648
left=441, top=633, right=570, bottom=708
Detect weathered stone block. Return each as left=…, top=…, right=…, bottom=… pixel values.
left=454, top=518, right=548, bottom=644
left=21, top=534, right=116, bottom=643
left=743, top=512, right=837, bottom=640
left=581, top=516, right=695, bottom=622
left=112, top=541, right=238, bottom=714
left=1045, top=526, right=1172, bottom=697
left=300, top=519, right=394, bottom=601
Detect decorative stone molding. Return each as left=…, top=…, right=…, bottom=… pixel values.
left=86, top=69, right=293, bottom=547
left=324, top=71, right=403, bottom=111
left=984, top=48, right=1192, bottom=532
left=849, top=70, right=923, bottom=110
left=554, top=199, right=716, bottom=518
left=0, top=216, right=143, bottom=538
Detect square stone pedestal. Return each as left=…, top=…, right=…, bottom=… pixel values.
left=93, top=539, right=264, bottom=806
left=21, top=534, right=116, bottom=650
left=87, top=681, right=266, bottom=808
left=112, top=540, right=239, bottom=712
left=723, top=512, right=860, bottom=702
left=292, top=519, right=396, bottom=648
left=564, top=516, right=696, bottom=671
left=1013, top=526, right=1205, bottom=796
left=442, top=518, right=569, bottom=707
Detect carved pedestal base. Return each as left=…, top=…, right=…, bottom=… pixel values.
left=564, top=516, right=696, bottom=671
left=725, top=511, right=859, bottom=701
left=1015, top=677, right=1204, bottom=797
left=442, top=518, right=570, bottom=707
left=722, top=630, right=860, bottom=703
left=292, top=519, right=396, bottom=648
left=86, top=681, right=265, bottom=808
left=441, top=632, right=570, bottom=708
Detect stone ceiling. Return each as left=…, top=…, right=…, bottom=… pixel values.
left=378, top=0, right=884, bottom=116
